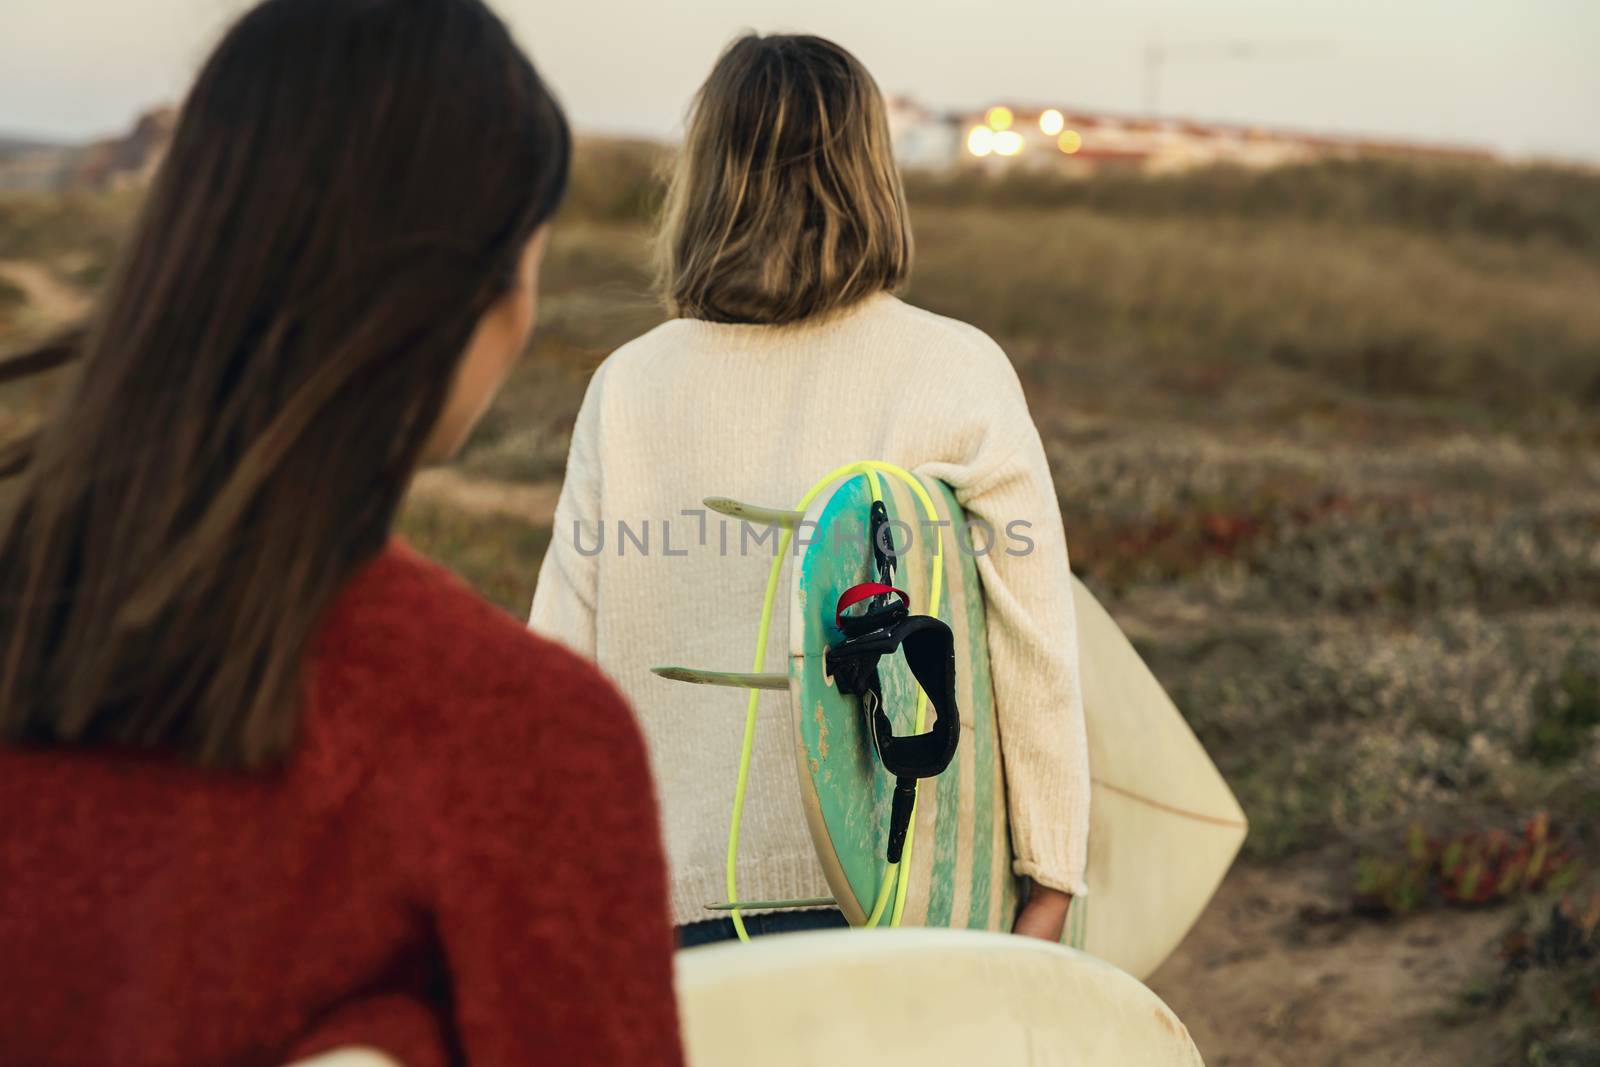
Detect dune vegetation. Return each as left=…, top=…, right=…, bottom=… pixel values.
left=2, top=143, right=1597, bottom=1064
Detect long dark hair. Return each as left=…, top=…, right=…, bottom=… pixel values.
left=0, top=0, right=570, bottom=769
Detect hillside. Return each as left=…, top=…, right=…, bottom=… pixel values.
left=0, top=134, right=68, bottom=157
left=0, top=108, right=177, bottom=193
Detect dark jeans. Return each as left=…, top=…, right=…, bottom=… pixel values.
left=677, top=907, right=849, bottom=949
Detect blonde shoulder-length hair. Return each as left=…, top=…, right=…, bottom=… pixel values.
left=655, top=33, right=913, bottom=326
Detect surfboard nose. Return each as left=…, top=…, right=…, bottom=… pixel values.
left=676, top=927, right=1207, bottom=1066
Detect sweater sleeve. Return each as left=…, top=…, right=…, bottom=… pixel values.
left=421, top=652, right=683, bottom=1066
left=528, top=366, right=605, bottom=658
left=936, top=340, right=1091, bottom=898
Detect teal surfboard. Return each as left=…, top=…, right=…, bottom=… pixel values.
left=789, top=473, right=1019, bottom=934
left=789, top=472, right=1248, bottom=978
left=658, top=466, right=1247, bottom=980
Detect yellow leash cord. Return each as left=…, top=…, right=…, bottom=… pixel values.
left=726, top=461, right=944, bottom=942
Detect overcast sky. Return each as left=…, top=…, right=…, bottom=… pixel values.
left=3, top=0, right=1597, bottom=162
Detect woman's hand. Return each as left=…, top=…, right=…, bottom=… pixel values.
left=1012, top=881, right=1072, bottom=941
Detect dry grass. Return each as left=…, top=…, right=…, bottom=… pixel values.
left=393, top=499, right=551, bottom=616
left=904, top=158, right=1600, bottom=257
left=908, top=208, right=1600, bottom=422
left=2, top=143, right=1598, bottom=1062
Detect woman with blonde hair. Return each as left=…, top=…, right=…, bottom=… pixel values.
left=531, top=32, right=1089, bottom=946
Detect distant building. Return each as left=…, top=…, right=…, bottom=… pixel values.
left=885, top=96, right=961, bottom=170
left=887, top=97, right=1496, bottom=174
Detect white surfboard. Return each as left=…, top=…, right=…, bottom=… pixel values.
left=285, top=1052, right=401, bottom=1067
left=1069, top=575, right=1248, bottom=979
left=676, top=927, right=1206, bottom=1066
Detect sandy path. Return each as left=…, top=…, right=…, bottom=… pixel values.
left=407, top=467, right=560, bottom=525
left=0, top=260, right=91, bottom=323
left=1149, top=860, right=1507, bottom=1066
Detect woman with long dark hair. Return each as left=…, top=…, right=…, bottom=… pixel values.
left=0, top=1, right=682, bottom=1063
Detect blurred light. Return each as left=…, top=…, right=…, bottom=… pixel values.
left=1057, top=129, right=1083, bottom=154
left=967, top=125, right=995, bottom=157
left=985, top=106, right=1014, bottom=131
left=1040, top=109, right=1065, bottom=136
left=993, top=130, right=1025, bottom=157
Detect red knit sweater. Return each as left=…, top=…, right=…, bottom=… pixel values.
left=0, top=542, right=684, bottom=1067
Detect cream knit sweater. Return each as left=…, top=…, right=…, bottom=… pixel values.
left=529, top=292, right=1090, bottom=927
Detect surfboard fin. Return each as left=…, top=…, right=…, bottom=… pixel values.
left=703, top=497, right=804, bottom=529
left=653, top=666, right=788, bottom=690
